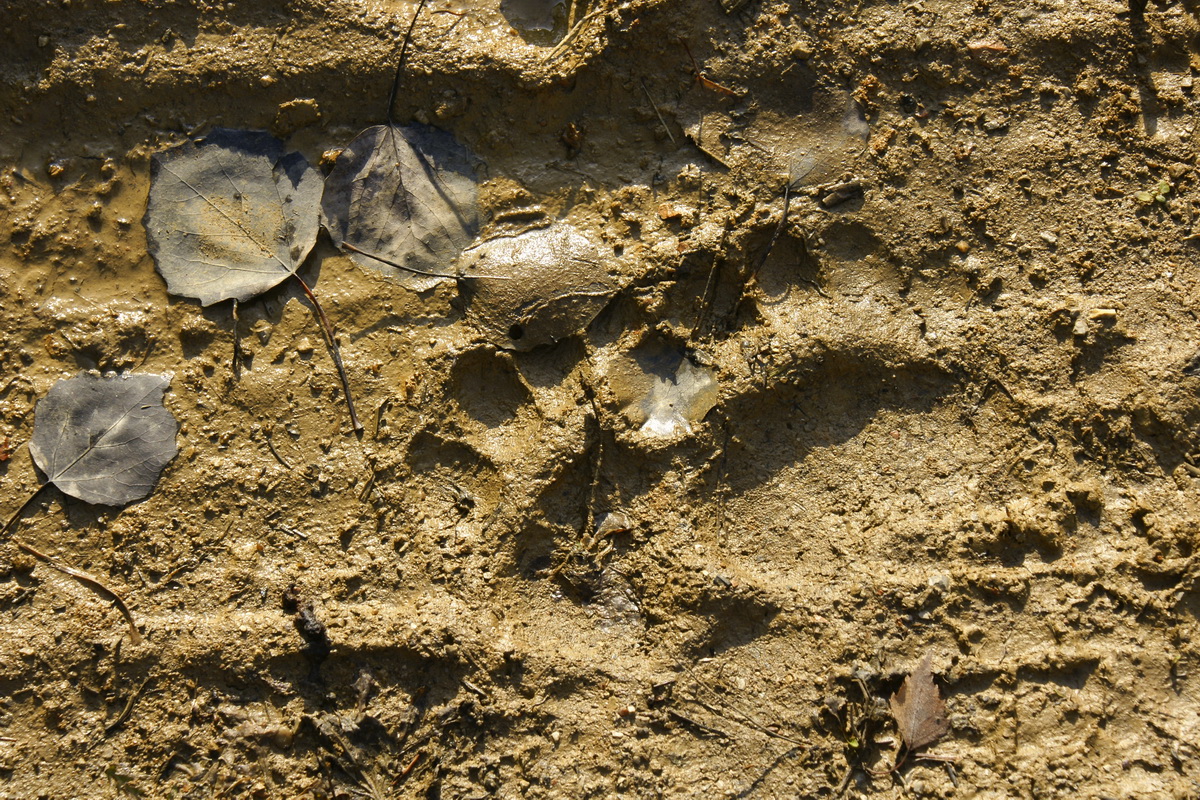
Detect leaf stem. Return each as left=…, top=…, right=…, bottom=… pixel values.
left=292, top=274, right=363, bottom=435
left=341, top=241, right=512, bottom=281
left=2, top=482, right=50, bottom=541
left=386, top=0, right=429, bottom=125
left=14, top=538, right=143, bottom=645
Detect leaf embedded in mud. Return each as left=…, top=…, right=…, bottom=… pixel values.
left=889, top=652, right=949, bottom=751
left=786, top=94, right=869, bottom=188
left=639, top=357, right=719, bottom=438
left=145, top=128, right=322, bottom=306
left=28, top=373, right=178, bottom=507
left=459, top=222, right=615, bottom=351
left=321, top=123, right=480, bottom=292
left=601, top=338, right=719, bottom=440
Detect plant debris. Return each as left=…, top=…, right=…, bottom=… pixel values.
left=145, top=128, right=361, bottom=432
left=28, top=372, right=178, bottom=507
left=320, top=123, right=480, bottom=292
left=459, top=222, right=615, bottom=350
left=889, top=652, right=949, bottom=752
left=145, top=129, right=321, bottom=306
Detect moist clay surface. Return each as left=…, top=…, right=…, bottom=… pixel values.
left=2, top=0, right=1200, bottom=797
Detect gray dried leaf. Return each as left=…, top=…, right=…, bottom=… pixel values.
left=889, top=652, right=949, bottom=751
left=145, top=128, right=321, bottom=306
left=29, top=373, right=178, bottom=506
left=459, top=223, right=615, bottom=351
left=320, top=123, right=480, bottom=292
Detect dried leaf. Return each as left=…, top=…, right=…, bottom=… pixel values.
left=28, top=373, right=178, bottom=506
left=459, top=223, right=615, bottom=351
left=889, top=652, right=949, bottom=751
left=145, top=128, right=322, bottom=306
left=320, top=123, right=480, bottom=292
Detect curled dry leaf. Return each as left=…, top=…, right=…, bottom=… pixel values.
left=29, top=373, right=179, bottom=506
left=145, top=128, right=322, bottom=306
left=889, top=652, right=949, bottom=752
left=320, top=123, right=480, bottom=292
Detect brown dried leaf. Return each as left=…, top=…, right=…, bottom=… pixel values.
left=889, top=652, right=949, bottom=751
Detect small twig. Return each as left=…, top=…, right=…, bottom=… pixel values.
left=340, top=241, right=511, bottom=281
left=679, top=38, right=740, bottom=97
left=543, top=6, right=609, bottom=63
left=685, top=133, right=731, bottom=168
left=685, top=694, right=804, bottom=746
left=14, top=539, right=143, bottom=645
left=386, top=0, right=429, bottom=125
left=665, top=708, right=730, bottom=739
left=756, top=183, right=791, bottom=278
left=638, top=79, right=676, bottom=145
left=373, top=398, right=391, bottom=441
left=392, top=749, right=427, bottom=790
left=105, top=676, right=153, bottom=735
left=800, top=277, right=831, bottom=299
left=291, top=274, right=362, bottom=435
left=836, top=765, right=855, bottom=795
left=729, top=184, right=791, bottom=326
left=276, top=523, right=308, bottom=540
left=150, top=560, right=198, bottom=593
left=713, top=418, right=731, bottom=539
left=2, top=483, right=51, bottom=540
left=358, top=462, right=378, bottom=501
left=231, top=299, right=243, bottom=380
left=691, top=252, right=724, bottom=343
left=264, top=430, right=294, bottom=470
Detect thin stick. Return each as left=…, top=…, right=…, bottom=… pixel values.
left=679, top=38, right=739, bottom=97
left=639, top=79, right=676, bottom=145
left=398, top=751, right=423, bottom=780
left=104, top=676, right=153, bottom=735
left=685, top=694, right=805, bottom=746
left=14, top=539, right=143, bottom=645
left=2, top=483, right=50, bottom=540
left=756, top=183, right=791, bottom=277
left=386, top=0, right=429, bottom=125
left=264, top=430, right=293, bottom=470
left=729, top=183, right=791, bottom=325
left=341, top=241, right=512, bottom=280
left=291, top=274, right=363, bottom=435
left=690, top=251, right=723, bottom=342
left=543, top=6, right=608, bottom=63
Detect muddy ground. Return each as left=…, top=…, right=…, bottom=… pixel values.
left=2, top=0, right=1200, bottom=796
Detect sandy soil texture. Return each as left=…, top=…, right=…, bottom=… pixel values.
left=2, top=0, right=1200, bottom=796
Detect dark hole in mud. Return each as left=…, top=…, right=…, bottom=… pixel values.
left=508, top=323, right=524, bottom=340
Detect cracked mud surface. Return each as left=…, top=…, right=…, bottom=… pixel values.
left=2, top=0, right=1200, bottom=796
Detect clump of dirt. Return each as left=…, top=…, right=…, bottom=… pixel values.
left=2, top=0, right=1200, bottom=797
